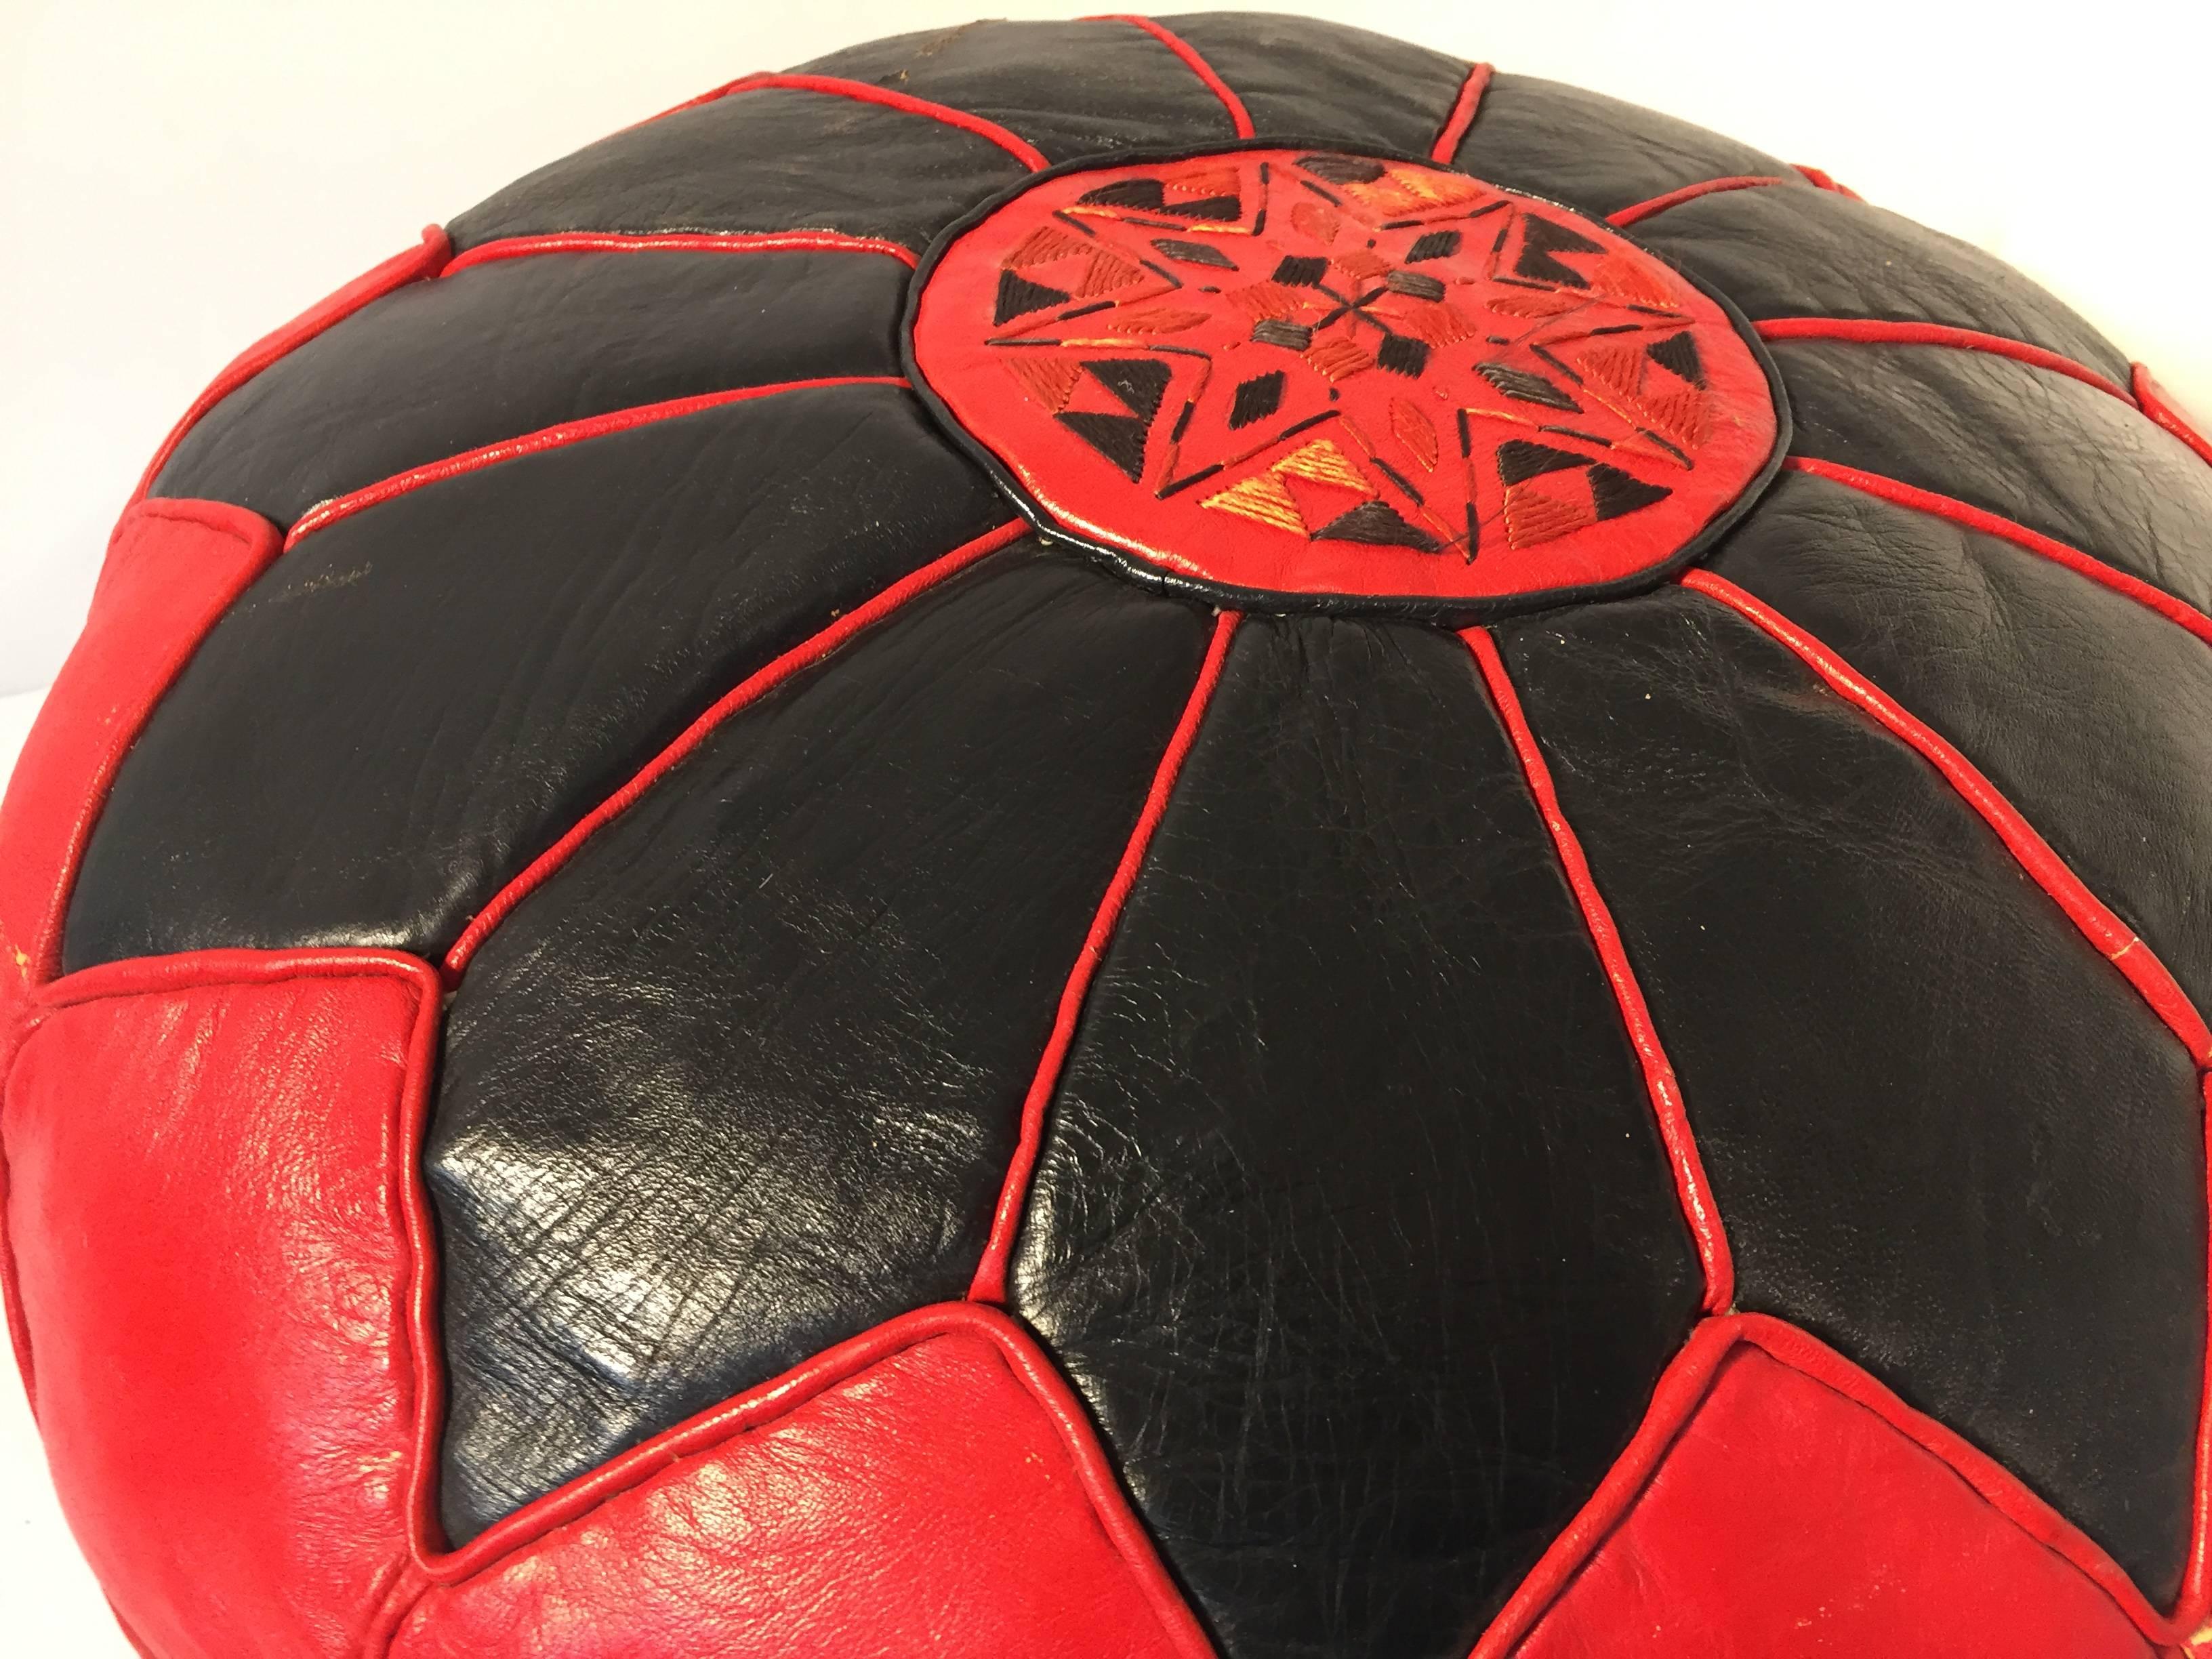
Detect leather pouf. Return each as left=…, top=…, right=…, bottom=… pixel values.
left=6, top=14, right=2212, bottom=1658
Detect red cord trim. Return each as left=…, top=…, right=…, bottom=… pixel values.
left=1755, top=316, right=2135, bottom=404
left=2134, top=363, right=2212, bottom=470
left=967, top=611, right=1240, bottom=1305
left=1431, top=62, right=1495, bottom=163
left=284, top=375, right=907, bottom=550
left=1087, top=15, right=1253, bottom=138
left=1683, top=568, right=2212, bottom=1064
left=1786, top=455, right=2212, bottom=653
left=1792, top=163, right=1860, bottom=198
left=666, top=72, right=1048, bottom=171
left=1606, top=174, right=1786, bottom=228
left=442, top=229, right=918, bottom=274
left=440, top=519, right=1031, bottom=983
left=134, top=226, right=451, bottom=501
left=2191, top=1069, right=2212, bottom=1629
left=1462, top=628, right=1735, bottom=1313
left=1471, top=1311, right=2201, bottom=1654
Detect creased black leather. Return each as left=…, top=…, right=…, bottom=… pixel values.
left=1635, top=186, right=2130, bottom=384
left=1773, top=338, right=2212, bottom=613
left=1162, top=12, right=1472, bottom=156
left=430, top=548, right=1212, bottom=1540
left=1012, top=615, right=1702, bottom=1659
left=797, top=19, right=1238, bottom=163
left=152, top=249, right=909, bottom=526
left=1498, top=587, right=2205, bottom=1603
left=1450, top=73, right=1789, bottom=216
left=66, top=387, right=1005, bottom=966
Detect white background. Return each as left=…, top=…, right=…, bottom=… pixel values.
left=2, top=1, right=2207, bottom=1650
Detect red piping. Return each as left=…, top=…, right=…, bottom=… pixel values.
left=1683, top=569, right=2212, bottom=1063
left=439, top=519, right=1031, bottom=983
left=1088, top=15, right=1253, bottom=138
left=1463, top=628, right=1736, bottom=1313
left=284, top=376, right=908, bottom=549
left=1431, top=62, right=1494, bottom=163
left=1792, top=163, right=1860, bottom=198
left=2134, top=363, right=2212, bottom=469
left=442, top=230, right=918, bottom=274
left=664, top=72, right=1048, bottom=171
left=1755, top=316, right=2136, bottom=404
left=967, top=610, right=1241, bottom=1305
left=1607, top=173, right=1787, bottom=228
left=1786, top=455, right=2212, bottom=652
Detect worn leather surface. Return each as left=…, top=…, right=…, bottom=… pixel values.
left=430, top=549, right=1213, bottom=1540
left=3, top=956, right=434, bottom=1659
left=1773, top=338, right=2212, bottom=611
left=1709, top=467, right=2212, bottom=1015
left=1012, top=616, right=1702, bottom=1658
left=65, top=386, right=1006, bottom=966
left=1164, top=12, right=1471, bottom=154
left=1636, top=186, right=2130, bottom=384
left=1497, top=588, right=2205, bottom=1602
left=153, top=249, right=910, bottom=527
left=1511, top=1339, right=2158, bottom=1657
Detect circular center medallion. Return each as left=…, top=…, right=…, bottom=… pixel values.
left=907, top=147, right=1783, bottom=615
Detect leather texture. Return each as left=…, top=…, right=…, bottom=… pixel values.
left=66, top=386, right=1008, bottom=966
left=1496, top=586, right=2206, bottom=1602
left=384, top=1309, right=1214, bottom=1659
left=1502, top=1326, right=2160, bottom=1658
left=430, top=548, right=1214, bottom=1540
left=1160, top=12, right=1471, bottom=155
left=1011, top=615, right=1702, bottom=1658
left=154, top=248, right=911, bottom=527
left=1, top=954, right=437, bottom=1659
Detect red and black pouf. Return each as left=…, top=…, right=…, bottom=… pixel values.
left=6, top=14, right=2212, bottom=1658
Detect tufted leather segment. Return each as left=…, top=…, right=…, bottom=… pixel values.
left=65, top=386, right=1006, bottom=966
left=153, top=248, right=910, bottom=527
left=1635, top=185, right=2129, bottom=385
left=1498, top=587, right=2206, bottom=1601
left=429, top=548, right=1214, bottom=1540
left=1011, top=615, right=1702, bottom=1659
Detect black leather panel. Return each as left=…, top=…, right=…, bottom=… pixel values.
left=796, top=18, right=1237, bottom=163
left=1774, top=339, right=2212, bottom=613
left=1498, top=588, right=2205, bottom=1603
left=1711, top=468, right=2212, bottom=1025
left=1011, top=616, right=1702, bottom=1659
left=1634, top=186, right=2130, bottom=384
left=1160, top=12, right=1472, bottom=157
left=152, top=249, right=908, bottom=527
left=445, top=85, right=1027, bottom=255
left=1450, top=73, right=1788, bottom=217
left=429, top=549, right=1214, bottom=1540
left=65, top=387, right=1006, bottom=968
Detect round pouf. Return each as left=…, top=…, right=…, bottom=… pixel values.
left=5, top=14, right=2212, bottom=1659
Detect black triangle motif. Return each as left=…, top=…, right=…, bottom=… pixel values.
left=1588, top=464, right=1673, bottom=521
left=1514, top=214, right=1607, bottom=288
left=1176, top=194, right=1242, bottom=222
left=1058, top=410, right=1151, bottom=481
left=1314, top=499, right=1440, bottom=551
left=1080, top=178, right=1168, bottom=211
left=1496, top=439, right=1593, bottom=485
left=1083, top=359, right=1171, bottom=421
left=996, top=269, right=1071, bottom=325
left=1645, top=331, right=1706, bottom=387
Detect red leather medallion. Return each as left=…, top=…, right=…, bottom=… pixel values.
left=908, top=146, right=1781, bottom=612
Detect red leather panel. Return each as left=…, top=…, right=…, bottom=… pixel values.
left=383, top=1304, right=1213, bottom=1659
left=1, top=951, right=441, bottom=1659
left=0, top=500, right=280, bottom=1025
left=1481, top=1316, right=2167, bottom=1658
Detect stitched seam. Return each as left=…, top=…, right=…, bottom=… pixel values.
left=966, top=610, right=1241, bottom=1306
left=1431, top=61, right=1494, bottom=163
left=441, top=230, right=920, bottom=274
left=1084, top=15, right=1254, bottom=138
left=440, top=518, right=1029, bottom=981
left=668, top=73, right=1049, bottom=171
left=1757, top=316, right=2135, bottom=403
left=1462, top=628, right=1735, bottom=1313
left=2135, top=364, right=2212, bottom=472
left=1607, top=174, right=1787, bottom=228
